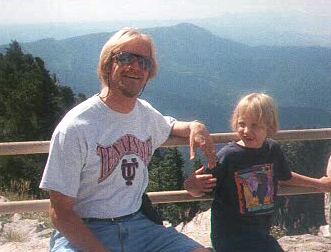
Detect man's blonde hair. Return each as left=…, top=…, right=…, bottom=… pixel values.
left=231, top=93, right=279, bottom=137
left=97, top=27, right=158, bottom=88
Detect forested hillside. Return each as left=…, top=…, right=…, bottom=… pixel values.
left=0, top=42, right=85, bottom=195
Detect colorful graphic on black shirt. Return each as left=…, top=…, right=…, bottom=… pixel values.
left=234, top=164, right=274, bottom=215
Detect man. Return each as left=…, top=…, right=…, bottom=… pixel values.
left=40, top=27, right=216, bottom=252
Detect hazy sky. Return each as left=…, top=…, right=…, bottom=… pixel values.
left=1, top=0, right=330, bottom=24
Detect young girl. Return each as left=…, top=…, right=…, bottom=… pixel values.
left=185, top=93, right=331, bottom=252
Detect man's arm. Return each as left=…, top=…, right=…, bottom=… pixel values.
left=279, top=172, right=331, bottom=192
left=49, top=190, right=111, bottom=252
left=171, top=120, right=216, bottom=168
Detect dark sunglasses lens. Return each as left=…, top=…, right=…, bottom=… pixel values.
left=115, top=52, right=152, bottom=71
left=138, top=57, right=152, bottom=71
left=116, top=52, right=133, bottom=65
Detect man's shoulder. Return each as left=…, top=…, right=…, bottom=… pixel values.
left=69, top=95, right=100, bottom=115
left=136, top=98, right=165, bottom=117
left=137, top=98, right=153, bottom=109
left=56, top=95, right=100, bottom=129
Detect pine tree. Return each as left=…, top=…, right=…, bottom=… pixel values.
left=274, top=139, right=330, bottom=234
left=0, top=41, right=80, bottom=196
left=147, top=148, right=203, bottom=226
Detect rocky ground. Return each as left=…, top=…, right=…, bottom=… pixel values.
left=0, top=213, right=51, bottom=252
left=176, top=209, right=331, bottom=252
left=0, top=209, right=331, bottom=252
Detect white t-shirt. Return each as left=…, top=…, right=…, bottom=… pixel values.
left=40, top=95, right=176, bottom=218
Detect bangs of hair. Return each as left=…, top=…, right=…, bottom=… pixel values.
left=231, top=93, right=279, bottom=136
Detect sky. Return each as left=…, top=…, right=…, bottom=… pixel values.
left=1, top=0, right=331, bottom=24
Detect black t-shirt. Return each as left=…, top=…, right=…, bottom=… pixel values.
left=208, top=139, right=292, bottom=236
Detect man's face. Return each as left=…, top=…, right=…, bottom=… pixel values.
left=109, top=38, right=152, bottom=98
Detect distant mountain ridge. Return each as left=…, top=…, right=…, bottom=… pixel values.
left=1, top=23, right=330, bottom=132
left=1, top=12, right=330, bottom=47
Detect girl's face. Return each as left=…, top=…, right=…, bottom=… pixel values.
left=236, top=112, right=268, bottom=148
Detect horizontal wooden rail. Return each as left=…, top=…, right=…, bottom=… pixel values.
left=0, top=199, right=50, bottom=214
left=0, top=186, right=324, bottom=214
left=0, top=128, right=330, bottom=214
left=166, top=128, right=331, bottom=147
left=0, top=140, right=50, bottom=155
left=1, top=128, right=331, bottom=155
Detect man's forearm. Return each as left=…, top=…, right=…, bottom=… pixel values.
left=170, top=121, right=190, bottom=137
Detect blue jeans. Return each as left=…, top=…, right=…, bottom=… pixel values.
left=49, top=211, right=203, bottom=252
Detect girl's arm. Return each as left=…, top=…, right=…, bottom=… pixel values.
left=184, top=167, right=217, bottom=197
left=279, top=172, right=331, bottom=192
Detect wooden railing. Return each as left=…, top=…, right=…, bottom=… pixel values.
left=1, top=128, right=331, bottom=214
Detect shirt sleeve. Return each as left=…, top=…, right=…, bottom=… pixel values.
left=272, top=142, right=292, bottom=181
left=39, top=127, right=85, bottom=198
left=144, top=100, right=177, bottom=149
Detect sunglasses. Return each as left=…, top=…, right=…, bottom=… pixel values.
left=112, top=51, right=153, bottom=71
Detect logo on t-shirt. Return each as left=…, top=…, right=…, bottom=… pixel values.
left=121, top=157, right=138, bottom=185
left=96, top=134, right=152, bottom=184
left=234, top=163, right=274, bottom=215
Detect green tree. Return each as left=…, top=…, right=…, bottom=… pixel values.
left=274, top=139, right=330, bottom=234
left=147, top=148, right=183, bottom=225
left=147, top=148, right=203, bottom=226
left=0, top=41, right=80, bottom=196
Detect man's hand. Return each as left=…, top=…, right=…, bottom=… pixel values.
left=184, top=167, right=217, bottom=197
left=188, top=121, right=217, bottom=168
left=170, top=120, right=217, bottom=168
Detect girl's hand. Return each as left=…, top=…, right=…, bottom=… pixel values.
left=318, top=176, right=331, bottom=192
left=184, top=167, right=217, bottom=197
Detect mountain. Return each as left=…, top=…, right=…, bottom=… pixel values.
left=192, top=12, right=331, bottom=48
left=1, top=12, right=330, bottom=48
left=1, top=23, right=330, bottom=133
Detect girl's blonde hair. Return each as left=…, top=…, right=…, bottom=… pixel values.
left=97, top=27, right=158, bottom=88
left=231, top=93, right=279, bottom=137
